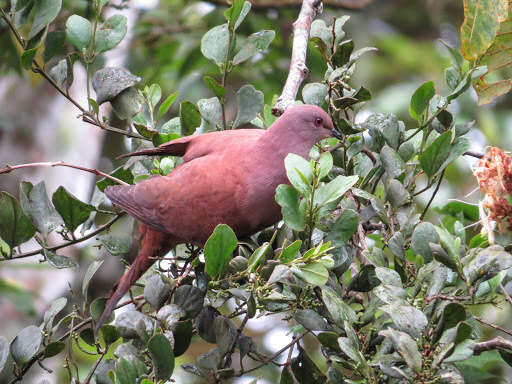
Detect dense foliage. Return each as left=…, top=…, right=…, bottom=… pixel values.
left=2, top=0, right=512, bottom=383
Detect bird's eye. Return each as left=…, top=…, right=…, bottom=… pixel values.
left=314, top=117, right=323, bottom=127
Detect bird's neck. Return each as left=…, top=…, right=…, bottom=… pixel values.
left=259, top=125, right=314, bottom=160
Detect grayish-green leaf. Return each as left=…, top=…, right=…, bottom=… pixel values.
left=321, top=286, right=357, bottom=326
left=380, top=145, right=405, bottom=178
left=144, top=274, right=171, bottom=310
left=411, top=222, right=439, bottom=263
left=98, top=233, right=132, bottom=256
left=94, top=14, right=127, bottom=53
left=386, top=179, right=409, bottom=208
left=302, top=83, right=328, bottom=106
left=10, top=325, right=42, bottom=365
left=233, top=84, right=264, bottom=128
left=381, top=303, right=427, bottom=338
left=379, top=328, right=422, bottom=373
left=201, top=23, right=229, bottom=66
left=233, top=30, right=275, bottom=65
left=0, top=337, right=9, bottom=374
left=20, top=181, right=63, bottom=237
left=65, top=15, right=92, bottom=51
left=198, top=97, right=222, bottom=130
left=294, top=309, right=329, bottom=331
left=92, top=67, right=141, bottom=105
left=30, top=0, right=62, bottom=39
left=275, top=185, right=306, bottom=231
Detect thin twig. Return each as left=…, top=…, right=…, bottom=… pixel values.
left=0, top=161, right=129, bottom=185
left=272, top=0, right=323, bottom=115
left=463, top=151, right=484, bottom=159
left=82, top=349, right=107, bottom=384
left=474, top=336, right=512, bottom=355
left=475, top=316, right=512, bottom=337
left=285, top=339, right=299, bottom=384
left=1, top=214, right=123, bottom=261
left=499, top=283, right=512, bottom=306
left=207, top=0, right=371, bottom=10
left=420, top=169, right=445, bottom=220
left=235, top=332, right=308, bottom=376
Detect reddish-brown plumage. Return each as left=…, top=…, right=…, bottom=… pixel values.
left=95, top=105, right=337, bottom=331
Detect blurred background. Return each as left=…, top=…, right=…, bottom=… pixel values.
left=0, top=0, right=509, bottom=383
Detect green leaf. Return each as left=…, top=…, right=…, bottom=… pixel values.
left=444, top=340, right=476, bottom=363
left=43, top=30, right=65, bottom=62
left=96, top=166, right=134, bottom=192
left=420, top=131, right=452, bottom=177
left=100, top=325, right=120, bottom=345
left=10, top=325, right=42, bottom=365
left=293, top=262, right=329, bottom=286
left=20, top=48, right=37, bottom=69
left=294, top=309, right=329, bottom=331
left=0, top=192, right=36, bottom=250
left=233, top=30, right=275, bottom=65
left=248, top=242, right=270, bottom=272
left=409, top=81, right=435, bottom=121
left=20, top=181, right=63, bottom=237
left=201, top=23, right=230, bottom=66
left=315, top=175, right=358, bottom=206
left=275, top=184, right=306, bottom=231
left=225, top=0, right=249, bottom=29
left=91, top=298, right=114, bottom=324
left=279, top=240, right=302, bottom=263
left=203, top=76, right=226, bottom=99
left=327, top=209, right=358, bottom=243
left=204, top=224, right=238, bottom=279
left=148, top=334, right=174, bottom=381
left=284, top=153, right=313, bottom=196
left=347, top=265, right=381, bottom=292
left=440, top=201, right=479, bottom=221
left=115, top=355, right=147, bottom=384
left=280, top=349, right=326, bottom=384
left=52, top=186, right=95, bottom=232
left=233, top=84, right=264, bottom=128
left=179, top=101, right=201, bottom=136
left=147, top=83, right=161, bottom=108
left=29, top=0, right=62, bottom=39
left=379, top=328, right=422, bottom=373
left=461, top=0, right=508, bottom=60
left=98, top=233, right=132, bottom=256
left=173, top=320, right=193, bottom=357
left=94, top=14, right=127, bottom=53
left=157, top=91, right=178, bottom=121
left=464, top=245, right=512, bottom=284
left=332, top=39, right=354, bottom=67
left=65, top=15, right=92, bottom=51
left=411, top=222, right=440, bottom=263
left=43, top=341, right=65, bottom=358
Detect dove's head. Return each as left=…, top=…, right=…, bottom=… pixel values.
left=274, top=104, right=342, bottom=145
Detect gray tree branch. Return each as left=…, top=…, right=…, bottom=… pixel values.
left=272, top=0, right=323, bottom=116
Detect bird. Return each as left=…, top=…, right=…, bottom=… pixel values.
left=95, top=104, right=340, bottom=332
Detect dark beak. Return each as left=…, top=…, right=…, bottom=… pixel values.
left=331, top=128, right=343, bottom=140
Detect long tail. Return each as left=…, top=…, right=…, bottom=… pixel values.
left=94, top=225, right=177, bottom=333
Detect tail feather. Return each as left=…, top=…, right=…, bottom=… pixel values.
left=94, top=225, right=178, bottom=334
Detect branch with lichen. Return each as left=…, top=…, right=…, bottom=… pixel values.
left=272, top=0, right=323, bottom=116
